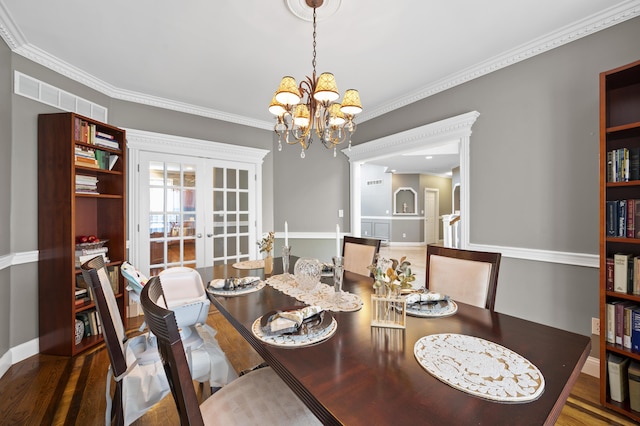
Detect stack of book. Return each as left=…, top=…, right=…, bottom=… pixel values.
left=75, top=174, right=98, bottom=194
left=94, top=131, right=119, bottom=150
left=74, top=146, right=98, bottom=168
left=75, top=286, right=90, bottom=306
left=75, top=245, right=109, bottom=268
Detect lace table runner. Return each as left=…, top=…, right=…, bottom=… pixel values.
left=266, top=274, right=362, bottom=312
left=414, top=333, right=544, bottom=402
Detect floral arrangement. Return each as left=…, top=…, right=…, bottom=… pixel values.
left=257, top=231, right=275, bottom=254
left=367, top=255, right=415, bottom=296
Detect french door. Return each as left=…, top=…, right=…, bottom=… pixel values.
left=138, top=152, right=258, bottom=275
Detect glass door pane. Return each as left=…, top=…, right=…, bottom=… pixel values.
left=138, top=152, right=257, bottom=274
left=144, top=158, right=202, bottom=275
left=208, top=164, right=255, bottom=265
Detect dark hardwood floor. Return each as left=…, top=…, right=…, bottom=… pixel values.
left=0, top=307, right=635, bottom=425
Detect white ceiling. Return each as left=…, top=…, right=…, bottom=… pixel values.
left=1, top=0, right=638, bottom=175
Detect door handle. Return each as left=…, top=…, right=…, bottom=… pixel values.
left=197, top=233, right=203, bottom=238
left=206, top=233, right=213, bottom=238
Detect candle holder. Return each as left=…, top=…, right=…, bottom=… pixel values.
left=282, top=245, right=291, bottom=274
left=332, top=256, right=344, bottom=302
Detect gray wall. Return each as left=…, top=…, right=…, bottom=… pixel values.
left=0, top=37, right=11, bottom=357
left=354, top=16, right=640, bottom=336
left=273, top=134, right=350, bottom=235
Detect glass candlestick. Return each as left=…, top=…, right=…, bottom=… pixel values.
left=332, top=255, right=344, bottom=301
left=282, top=245, right=291, bottom=274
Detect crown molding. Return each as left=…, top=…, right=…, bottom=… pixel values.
left=344, top=111, right=479, bottom=161
left=0, top=0, right=24, bottom=50
left=1, top=1, right=638, bottom=127
left=358, top=0, right=640, bottom=122
left=125, top=128, right=270, bottom=162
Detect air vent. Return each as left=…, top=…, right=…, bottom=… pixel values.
left=366, top=180, right=383, bottom=186
left=14, top=71, right=107, bottom=122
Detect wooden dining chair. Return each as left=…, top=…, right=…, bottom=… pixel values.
left=342, top=236, right=381, bottom=277
left=140, top=276, right=321, bottom=426
left=425, top=245, right=501, bottom=311
left=81, top=256, right=170, bottom=426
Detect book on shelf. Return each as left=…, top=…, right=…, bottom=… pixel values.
left=607, top=148, right=640, bottom=183
left=629, top=362, right=640, bottom=412
left=634, top=256, right=640, bottom=295
left=632, top=308, right=640, bottom=352
left=607, top=201, right=618, bottom=237
left=619, top=200, right=628, bottom=238
left=96, top=131, right=114, bottom=140
left=76, top=274, right=94, bottom=301
left=606, top=199, right=640, bottom=239
left=608, top=353, right=630, bottom=403
left=75, top=174, right=99, bottom=194
left=76, top=253, right=109, bottom=268
left=94, top=137, right=119, bottom=150
left=108, top=155, right=119, bottom=171
left=107, top=265, right=120, bottom=294
left=631, top=148, right=640, bottom=181
left=629, top=200, right=637, bottom=239
left=606, top=257, right=615, bottom=291
left=624, top=304, right=636, bottom=349
left=75, top=246, right=108, bottom=256
left=616, top=301, right=634, bottom=346
left=614, top=253, right=633, bottom=293
left=75, top=296, right=90, bottom=306
left=607, top=301, right=620, bottom=344
left=94, top=150, right=109, bottom=169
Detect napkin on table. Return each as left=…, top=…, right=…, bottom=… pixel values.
left=405, top=292, right=450, bottom=305
left=265, top=305, right=323, bottom=335
left=210, top=276, right=260, bottom=290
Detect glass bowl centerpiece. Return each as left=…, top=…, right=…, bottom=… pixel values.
left=294, top=258, right=322, bottom=292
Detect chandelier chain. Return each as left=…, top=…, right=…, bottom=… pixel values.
left=312, top=7, right=317, bottom=78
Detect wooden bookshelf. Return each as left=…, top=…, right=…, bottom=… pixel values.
left=37, top=112, right=127, bottom=356
left=599, top=59, right=640, bottom=422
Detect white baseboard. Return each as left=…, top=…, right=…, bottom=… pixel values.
left=582, top=356, right=599, bottom=378
left=0, top=350, right=11, bottom=378
left=0, top=338, right=39, bottom=379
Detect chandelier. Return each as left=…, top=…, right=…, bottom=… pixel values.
left=268, top=0, right=362, bottom=159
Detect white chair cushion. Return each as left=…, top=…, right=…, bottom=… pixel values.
left=429, top=255, right=492, bottom=308
left=343, top=243, right=377, bottom=276
left=200, top=367, right=321, bottom=425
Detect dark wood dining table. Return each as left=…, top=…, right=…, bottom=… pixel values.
left=199, top=257, right=590, bottom=426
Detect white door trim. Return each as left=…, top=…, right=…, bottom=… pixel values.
left=125, top=128, right=269, bottom=268
left=343, top=111, right=479, bottom=248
